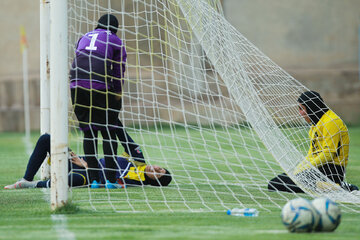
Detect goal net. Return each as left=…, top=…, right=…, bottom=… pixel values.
left=65, top=0, right=360, bottom=212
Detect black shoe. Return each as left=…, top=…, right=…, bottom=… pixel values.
left=341, top=182, right=359, bottom=192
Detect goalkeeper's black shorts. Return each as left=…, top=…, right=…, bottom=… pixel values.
left=71, top=87, right=121, bottom=131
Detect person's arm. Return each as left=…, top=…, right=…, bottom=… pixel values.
left=294, top=119, right=341, bottom=174
left=112, top=37, right=127, bottom=94
left=294, top=151, right=334, bottom=174
left=69, top=152, right=88, bottom=168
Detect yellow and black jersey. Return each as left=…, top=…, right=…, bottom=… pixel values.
left=98, top=157, right=147, bottom=185
left=306, top=109, right=349, bottom=168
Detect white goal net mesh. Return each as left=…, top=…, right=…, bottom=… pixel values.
left=67, top=0, right=360, bottom=212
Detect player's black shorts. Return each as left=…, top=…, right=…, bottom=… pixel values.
left=71, top=87, right=121, bottom=130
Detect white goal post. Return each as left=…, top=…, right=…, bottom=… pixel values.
left=41, top=0, right=360, bottom=212
left=49, top=0, right=69, bottom=210
left=39, top=0, right=51, bottom=181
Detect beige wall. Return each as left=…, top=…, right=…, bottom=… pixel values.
left=0, top=0, right=40, bottom=80
left=0, top=1, right=40, bottom=131
left=224, top=0, right=360, bottom=69
left=224, top=0, right=360, bottom=124
left=0, top=0, right=360, bottom=132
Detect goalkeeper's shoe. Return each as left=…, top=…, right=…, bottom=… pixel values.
left=105, top=180, right=125, bottom=189
left=4, top=178, right=38, bottom=189
left=341, top=182, right=359, bottom=192
left=90, top=180, right=100, bottom=189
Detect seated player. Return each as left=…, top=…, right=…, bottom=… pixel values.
left=268, top=91, right=358, bottom=193
left=4, top=134, right=172, bottom=189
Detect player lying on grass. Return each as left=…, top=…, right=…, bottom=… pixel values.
left=268, top=90, right=358, bottom=193
left=4, top=134, right=172, bottom=189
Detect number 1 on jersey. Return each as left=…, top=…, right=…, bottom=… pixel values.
left=85, top=33, right=99, bottom=51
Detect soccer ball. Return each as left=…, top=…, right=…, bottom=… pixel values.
left=281, top=198, right=320, bottom=233
left=311, top=197, right=341, bottom=232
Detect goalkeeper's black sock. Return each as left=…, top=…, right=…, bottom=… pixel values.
left=128, top=144, right=145, bottom=164
left=83, top=130, right=100, bottom=182
left=115, top=119, right=145, bottom=163
left=341, top=182, right=359, bottom=192
left=103, top=156, right=117, bottom=183
left=101, top=130, right=118, bottom=183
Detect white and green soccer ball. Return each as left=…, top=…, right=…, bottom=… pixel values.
left=281, top=198, right=320, bottom=233
left=312, top=197, right=341, bottom=232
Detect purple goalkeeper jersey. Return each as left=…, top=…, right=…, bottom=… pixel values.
left=69, top=29, right=127, bottom=93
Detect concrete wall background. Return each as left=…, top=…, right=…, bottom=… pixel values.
left=224, top=0, right=360, bottom=69
left=223, top=0, right=360, bottom=124
left=0, top=1, right=40, bottom=80
left=0, top=1, right=40, bottom=131
left=1, top=0, right=360, bottom=131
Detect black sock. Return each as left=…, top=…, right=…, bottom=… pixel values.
left=36, top=180, right=50, bottom=188
left=83, top=130, right=99, bottom=182
left=102, top=129, right=118, bottom=183
left=115, top=119, right=145, bottom=163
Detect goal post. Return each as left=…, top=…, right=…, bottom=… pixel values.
left=39, top=0, right=51, bottom=180
left=49, top=0, right=69, bottom=210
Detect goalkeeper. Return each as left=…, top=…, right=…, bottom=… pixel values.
left=70, top=14, right=128, bottom=186
left=268, top=90, right=358, bottom=193
left=4, top=134, right=172, bottom=189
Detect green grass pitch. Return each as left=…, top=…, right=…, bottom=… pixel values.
left=0, top=127, right=360, bottom=239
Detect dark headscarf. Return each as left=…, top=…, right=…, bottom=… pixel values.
left=96, top=14, right=119, bottom=34
left=144, top=169, right=172, bottom=186
left=297, top=91, right=329, bottom=125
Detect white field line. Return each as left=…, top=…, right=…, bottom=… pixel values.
left=40, top=178, right=76, bottom=240
left=254, top=230, right=288, bottom=234
left=41, top=188, right=51, bottom=202
left=51, top=214, right=76, bottom=240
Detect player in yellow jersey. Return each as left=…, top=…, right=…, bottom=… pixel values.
left=268, top=91, right=358, bottom=193
left=4, top=134, right=172, bottom=189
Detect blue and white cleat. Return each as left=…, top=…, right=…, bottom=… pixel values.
left=90, top=180, right=100, bottom=189
left=105, top=180, right=115, bottom=189
left=105, top=180, right=125, bottom=189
